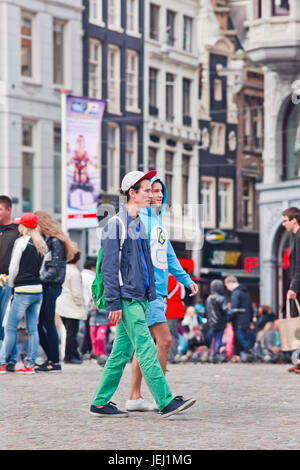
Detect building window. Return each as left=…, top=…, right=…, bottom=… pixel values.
left=242, top=178, right=254, bottom=230
left=150, top=3, right=159, bottom=41
left=53, top=20, right=64, bottom=85
left=149, top=67, right=158, bottom=116
left=272, top=0, right=290, bottom=16
left=127, top=0, right=139, bottom=34
left=22, top=120, right=35, bottom=212
left=201, top=177, right=216, bottom=228
left=126, top=50, right=139, bottom=111
left=253, top=107, right=263, bottom=151
left=88, top=39, right=102, bottom=99
left=166, top=73, right=175, bottom=122
left=254, top=0, right=262, bottom=18
left=89, top=0, right=103, bottom=23
left=107, top=45, right=120, bottom=113
left=166, top=10, right=176, bottom=47
left=182, top=78, right=191, bottom=125
left=210, top=122, right=225, bottom=155
left=218, top=178, right=233, bottom=229
left=21, top=11, right=33, bottom=78
left=183, top=16, right=192, bottom=52
left=214, top=79, right=222, bottom=102
left=243, top=107, right=251, bottom=149
left=165, top=151, right=174, bottom=207
left=107, top=123, right=120, bottom=192
left=285, top=103, right=300, bottom=180
left=148, top=147, right=157, bottom=171
left=108, top=0, right=121, bottom=29
left=125, top=126, right=138, bottom=172
left=54, top=126, right=61, bottom=214
left=182, top=155, right=190, bottom=207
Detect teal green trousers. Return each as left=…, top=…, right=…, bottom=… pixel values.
left=91, top=298, right=173, bottom=411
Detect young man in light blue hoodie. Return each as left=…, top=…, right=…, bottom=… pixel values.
left=126, top=176, right=198, bottom=412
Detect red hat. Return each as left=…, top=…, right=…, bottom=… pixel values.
left=19, top=213, right=38, bottom=229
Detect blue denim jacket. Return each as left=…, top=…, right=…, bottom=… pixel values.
left=101, top=205, right=156, bottom=312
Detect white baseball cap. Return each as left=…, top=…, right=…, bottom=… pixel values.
left=121, top=170, right=157, bottom=192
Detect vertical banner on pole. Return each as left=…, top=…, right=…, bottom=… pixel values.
left=63, top=95, right=106, bottom=230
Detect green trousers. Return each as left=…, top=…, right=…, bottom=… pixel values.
left=91, top=298, right=173, bottom=411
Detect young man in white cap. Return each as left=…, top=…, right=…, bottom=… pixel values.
left=90, top=171, right=196, bottom=418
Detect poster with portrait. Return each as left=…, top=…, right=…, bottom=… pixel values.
left=65, top=95, right=106, bottom=229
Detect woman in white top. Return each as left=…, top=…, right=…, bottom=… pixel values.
left=56, top=251, right=86, bottom=364
left=0, top=213, right=47, bottom=374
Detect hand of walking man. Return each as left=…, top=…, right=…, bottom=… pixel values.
left=287, top=289, right=297, bottom=300
left=188, top=283, right=198, bottom=297
left=109, top=309, right=123, bottom=324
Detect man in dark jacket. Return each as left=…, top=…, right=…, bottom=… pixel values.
left=90, top=171, right=196, bottom=419
left=282, top=207, right=300, bottom=317
left=224, top=276, right=253, bottom=360
left=0, top=196, right=19, bottom=362
left=206, top=279, right=231, bottom=361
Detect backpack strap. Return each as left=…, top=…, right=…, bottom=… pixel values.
left=113, top=215, right=126, bottom=287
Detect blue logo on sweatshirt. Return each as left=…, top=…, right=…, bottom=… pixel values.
left=157, top=227, right=166, bottom=245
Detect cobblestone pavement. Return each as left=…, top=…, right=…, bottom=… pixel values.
left=0, top=360, right=299, bottom=450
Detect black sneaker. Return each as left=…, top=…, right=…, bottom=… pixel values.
left=160, top=396, right=196, bottom=418
left=6, top=363, right=16, bottom=372
left=90, top=402, right=128, bottom=418
left=35, top=361, right=62, bottom=372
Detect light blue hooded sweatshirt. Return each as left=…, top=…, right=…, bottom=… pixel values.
left=139, top=176, right=193, bottom=298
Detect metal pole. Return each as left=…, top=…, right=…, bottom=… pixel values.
left=60, top=89, right=68, bottom=234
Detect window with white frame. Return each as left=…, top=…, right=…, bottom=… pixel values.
left=54, top=125, right=61, bottom=214
left=53, top=20, right=65, bottom=85
left=108, top=0, right=121, bottom=29
left=218, top=178, right=233, bottom=229
left=148, top=147, right=157, bottom=171
left=149, top=3, right=159, bottom=41
left=166, top=73, right=175, bottom=122
left=242, top=178, right=254, bottom=230
left=182, top=155, right=190, bottom=207
left=201, top=176, right=216, bottom=228
left=182, top=78, right=191, bottom=117
left=89, top=0, right=103, bottom=24
left=183, top=16, right=192, bottom=53
left=165, top=151, right=174, bottom=207
left=149, top=67, right=158, bottom=111
left=126, top=50, right=139, bottom=111
left=125, top=126, right=138, bottom=172
left=166, top=10, right=176, bottom=47
left=127, top=0, right=139, bottom=34
left=272, top=0, right=289, bottom=16
left=88, top=39, right=102, bottom=99
left=243, top=107, right=251, bottom=149
left=21, top=11, right=33, bottom=78
left=22, top=120, right=35, bottom=212
left=107, top=45, right=120, bottom=113
left=214, top=79, right=222, bottom=102
left=210, top=122, right=225, bottom=155
left=107, top=123, right=120, bottom=192
left=253, top=107, right=263, bottom=151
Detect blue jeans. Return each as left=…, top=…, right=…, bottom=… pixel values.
left=0, top=292, right=43, bottom=367
left=0, top=284, right=18, bottom=364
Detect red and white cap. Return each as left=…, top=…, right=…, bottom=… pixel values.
left=121, top=170, right=157, bottom=192
left=19, top=213, right=38, bottom=229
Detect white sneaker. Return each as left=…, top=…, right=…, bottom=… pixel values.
left=125, top=397, right=157, bottom=412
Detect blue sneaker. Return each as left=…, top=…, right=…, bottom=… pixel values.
left=160, top=396, right=196, bottom=418
left=90, top=402, right=129, bottom=418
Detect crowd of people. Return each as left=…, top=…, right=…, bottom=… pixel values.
left=0, top=193, right=295, bottom=377
left=170, top=284, right=291, bottom=366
